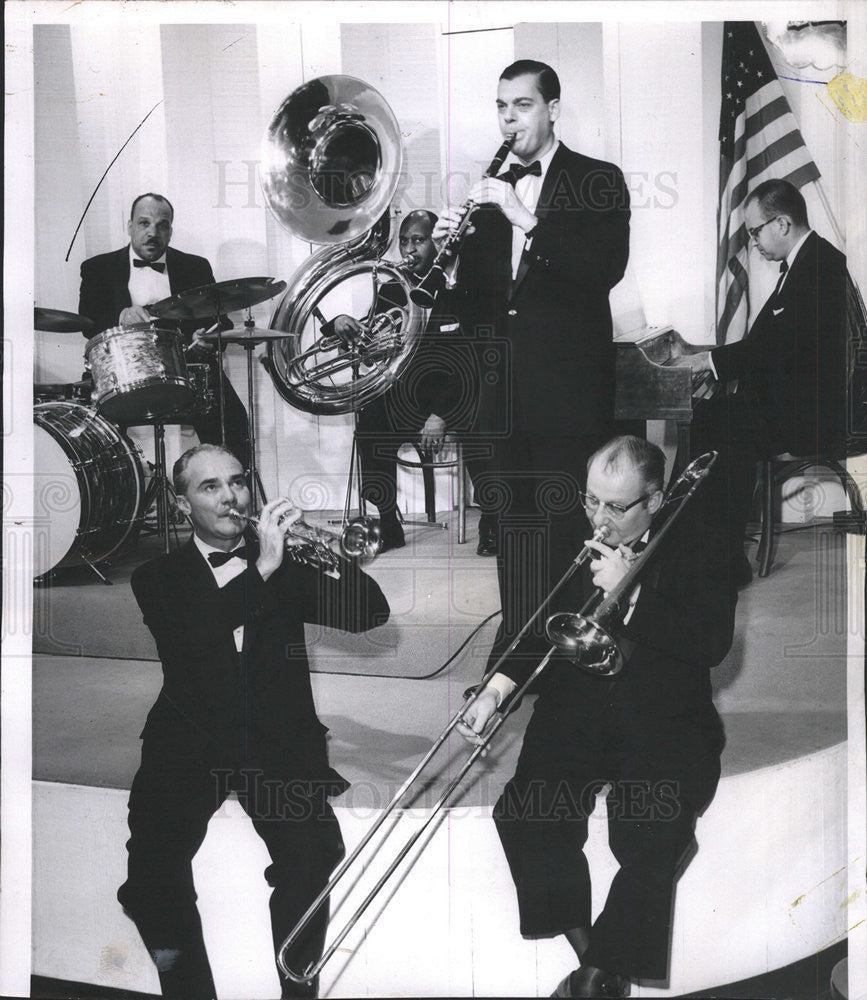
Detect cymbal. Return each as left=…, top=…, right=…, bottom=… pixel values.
left=34, top=307, right=94, bottom=333
left=197, top=326, right=298, bottom=344
left=148, top=277, right=287, bottom=321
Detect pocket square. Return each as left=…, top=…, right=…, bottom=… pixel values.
left=772, top=308, right=784, bottom=316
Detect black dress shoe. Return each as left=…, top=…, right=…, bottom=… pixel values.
left=476, top=523, right=497, bottom=556
left=550, top=964, right=630, bottom=998
left=281, top=973, right=319, bottom=998
left=379, top=516, right=405, bottom=553
left=732, top=549, right=753, bottom=588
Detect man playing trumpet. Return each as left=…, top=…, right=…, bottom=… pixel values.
left=119, top=444, right=389, bottom=999
left=459, top=436, right=737, bottom=998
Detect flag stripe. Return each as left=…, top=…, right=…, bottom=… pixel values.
left=716, top=21, right=822, bottom=345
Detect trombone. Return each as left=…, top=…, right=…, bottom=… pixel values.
left=277, top=451, right=718, bottom=984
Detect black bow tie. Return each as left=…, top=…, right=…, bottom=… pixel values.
left=629, top=540, right=647, bottom=555
left=133, top=258, right=166, bottom=273
left=499, top=161, right=542, bottom=187
left=772, top=259, right=789, bottom=298
left=208, top=546, right=247, bottom=567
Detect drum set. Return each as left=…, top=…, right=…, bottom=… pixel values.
left=33, top=277, right=288, bottom=582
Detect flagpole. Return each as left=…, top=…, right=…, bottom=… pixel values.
left=811, top=177, right=845, bottom=249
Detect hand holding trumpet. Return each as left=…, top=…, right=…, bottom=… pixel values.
left=253, top=499, right=303, bottom=580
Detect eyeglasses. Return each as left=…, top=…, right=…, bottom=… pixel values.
left=746, top=216, right=779, bottom=241
left=578, top=491, right=650, bottom=519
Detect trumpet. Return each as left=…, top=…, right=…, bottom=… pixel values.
left=410, top=133, right=516, bottom=307
left=227, top=507, right=381, bottom=578
left=275, top=451, right=718, bottom=985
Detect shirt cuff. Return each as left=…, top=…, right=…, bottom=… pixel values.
left=486, top=672, right=517, bottom=707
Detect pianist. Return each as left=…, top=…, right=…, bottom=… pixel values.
left=673, top=179, right=849, bottom=585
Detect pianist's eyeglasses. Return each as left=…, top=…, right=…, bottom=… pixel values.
left=746, top=215, right=779, bottom=241
left=579, top=491, right=651, bottom=519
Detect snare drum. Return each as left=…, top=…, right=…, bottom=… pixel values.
left=33, top=401, right=146, bottom=577
left=85, top=321, right=193, bottom=422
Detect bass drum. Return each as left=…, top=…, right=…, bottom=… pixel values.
left=33, top=401, right=146, bottom=577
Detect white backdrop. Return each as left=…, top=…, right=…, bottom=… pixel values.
left=6, top=3, right=866, bottom=998
left=31, top=12, right=857, bottom=507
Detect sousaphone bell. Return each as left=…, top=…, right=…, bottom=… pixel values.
left=259, top=75, right=426, bottom=414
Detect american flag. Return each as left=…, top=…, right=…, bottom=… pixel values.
left=716, top=21, right=821, bottom=345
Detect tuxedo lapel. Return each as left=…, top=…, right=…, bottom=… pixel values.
left=166, top=247, right=186, bottom=297
left=509, top=144, right=571, bottom=301
left=114, top=246, right=132, bottom=320
left=173, top=537, right=220, bottom=594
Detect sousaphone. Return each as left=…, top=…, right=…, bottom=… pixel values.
left=259, top=75, right=426, bottom=414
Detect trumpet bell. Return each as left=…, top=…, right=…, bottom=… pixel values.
left=341, top=516, right=382, bottom=562
left=545, top=612, right=623, bottom=676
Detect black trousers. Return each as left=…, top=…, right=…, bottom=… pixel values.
left=476, top=423, right=607, bottom=673
left=355, top=394, right=410, bottom=518
left=118, top=732, right=345, bottom=999
left=690, top=392, right=781, bottom=561
left=190, top=367, right=250, bottom=475
left=494, top=677, right=720, bottom=981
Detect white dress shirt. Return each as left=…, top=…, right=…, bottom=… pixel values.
left=128, top=246, right=171, bottom=310
left=504, top=140, right=559, bottom=280
left=777, top=228, right=812, bottom=296
left=193, top=533, right=247, bottom=651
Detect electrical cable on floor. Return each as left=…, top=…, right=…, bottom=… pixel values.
left=317, top=608, right=503, bottom=681
left=414, top=609, right=502, bottom=679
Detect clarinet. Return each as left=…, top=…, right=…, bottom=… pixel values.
left=410, top=133, right=516, bottom=307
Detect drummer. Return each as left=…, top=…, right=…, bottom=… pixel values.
left=78, top=193, right=250, bottom=471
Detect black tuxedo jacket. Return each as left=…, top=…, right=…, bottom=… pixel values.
left=451, top=143, right=631, bottom=438
left=710, top=231, right=848, bottom=455
left=79, top=245, right=217, bottom=338
left=130, top=538, right=389, bottom=778
left=503, top=500, right=737, bottom=771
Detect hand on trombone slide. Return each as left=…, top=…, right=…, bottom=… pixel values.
left=455, top=687, right=499, bottom=756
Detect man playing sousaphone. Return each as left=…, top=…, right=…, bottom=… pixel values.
left=459, top=435, right=738, bottom=998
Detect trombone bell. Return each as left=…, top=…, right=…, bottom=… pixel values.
left=545, top=612, right=623, bottom=677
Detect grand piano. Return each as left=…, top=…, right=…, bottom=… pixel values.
left=614, top=324, right=718, bottom=472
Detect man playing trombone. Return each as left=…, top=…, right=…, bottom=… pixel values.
left=459, top=436, right=737, bottom=998
left=118, top=444, right=389, bottom=999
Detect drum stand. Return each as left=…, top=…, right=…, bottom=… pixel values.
left=210, top=304, right=268, bottom=509
left=141, top=421, right=179, bottom=555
